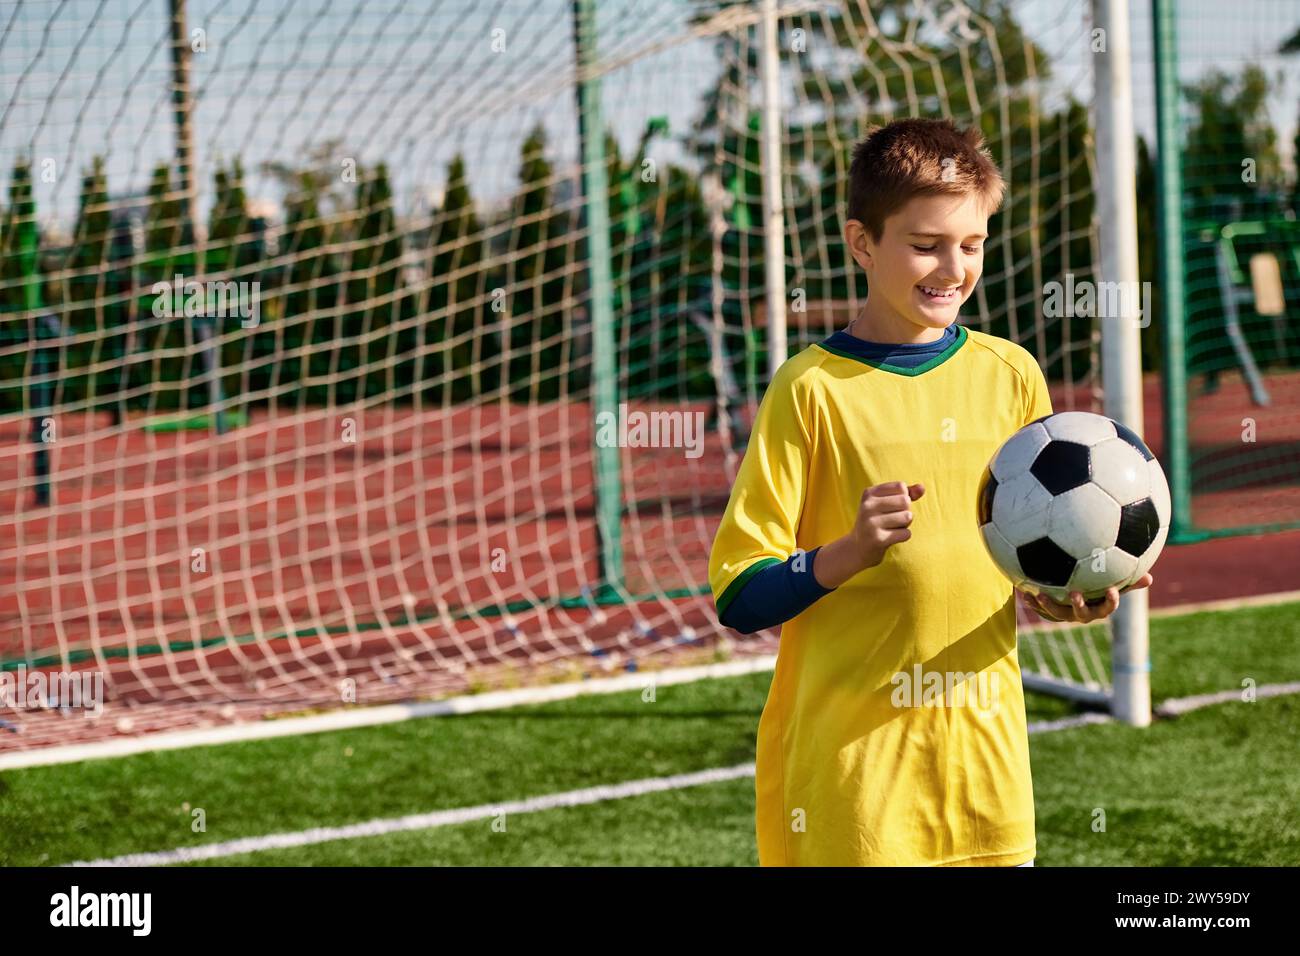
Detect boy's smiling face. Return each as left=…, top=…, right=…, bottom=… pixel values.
left=845, top=191, right=989, bottom=344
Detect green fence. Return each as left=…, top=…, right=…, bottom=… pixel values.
left=1154, top=0, right=1300, bottom=542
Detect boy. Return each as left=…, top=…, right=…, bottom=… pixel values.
left=708, top=118, right=1152, bottom=866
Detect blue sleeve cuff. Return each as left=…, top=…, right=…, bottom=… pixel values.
left=718, top=546, right=836, bottom=634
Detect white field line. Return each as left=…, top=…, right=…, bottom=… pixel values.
left=1026, top=712, right=1115, bottom=733
left=1154, top=680, right=1300, bottom=717
left=66, top=763, right=757, bottom=867
left=0, top=656, right=778, bottom=771
left=6, top=589, right=1300, bottom=772
left=65, top=680, right=1300, bottom=867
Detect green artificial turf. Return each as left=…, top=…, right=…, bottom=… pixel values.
left=1, top=601, right=1296, bottom=867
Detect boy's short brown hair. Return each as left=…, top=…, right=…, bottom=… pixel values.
left=847, top=117, right=1005, bottom=240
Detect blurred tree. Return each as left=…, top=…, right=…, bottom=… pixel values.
left=345, top=162, right=405, bottom=400
left=63, top=156, right=114, bottom=409
left=505, top=123, right=570, bottom=402
left=262, top=142, right=349, bottom=406
left=276, top=169, right=342, bottom=406
left=1183, top=65, right=1281, bottom=216
left=424, top=153, right=491, bottom=402
left=0, top=159, right=37, bottom=412
left=1136, top=134, right=1162, bottom=374
left=138, top=161, right=189, bottom=410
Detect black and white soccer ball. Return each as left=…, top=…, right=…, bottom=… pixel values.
left=977, top=412, right=1170, bottom=604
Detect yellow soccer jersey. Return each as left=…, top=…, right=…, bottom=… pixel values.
left=709, top=324, right=1053, bottom=867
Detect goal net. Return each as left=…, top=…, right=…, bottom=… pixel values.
left=0, top=0, right=1125, bottom=748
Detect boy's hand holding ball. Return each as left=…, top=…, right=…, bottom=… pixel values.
left=1019, top=574, right=1154, bottom=624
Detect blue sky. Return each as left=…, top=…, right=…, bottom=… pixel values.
left=1, top=0, right=1296, bottom=236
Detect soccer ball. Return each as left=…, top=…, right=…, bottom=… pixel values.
left=977, top=411, right=1170, bottom=604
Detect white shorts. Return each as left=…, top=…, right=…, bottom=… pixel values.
left=1016, top=860, right=1035, bottom=867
